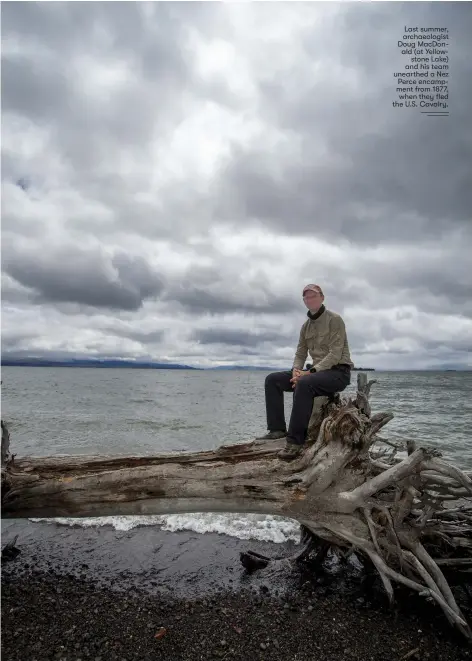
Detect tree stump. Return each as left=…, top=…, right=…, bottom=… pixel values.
left=307, top=394, right=340, bottom=443
left=302, top=362, right=341, bottom=443
left=1, top=373, right=472, bottom=639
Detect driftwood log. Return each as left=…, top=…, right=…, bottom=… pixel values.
left=1, top=374, right=472, bottom=639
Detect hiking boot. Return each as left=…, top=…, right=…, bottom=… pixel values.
left=256, top=430, right=287, bottom=440
left=278, top=442, right=304, bottom=461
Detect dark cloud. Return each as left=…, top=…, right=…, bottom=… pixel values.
left=1, top=1, right=236, bottom=201
left=213, top=3, right=472, bottom=245
left=3, top=244, right=164, bottom=311
left=163, top=265, right=298, bottom=315
left=1, top=6, right=174, bottom=209
left=1, top=274, right=34, bottom=306
left=107, top=328, right=165, bottom=345
left=167, top=287, right=296, bottom=316
left=423, top=337, right=472, bottom=353
left=192, top=328, right=290, bottom=348
left=1, top=330, right=38, bottom=352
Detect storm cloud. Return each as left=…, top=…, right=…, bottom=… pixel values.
left=1, top=2, right=471, bottom=369
left=192, top=328, right=288, bottom=348
left=2, top=241, right=165, bottom=311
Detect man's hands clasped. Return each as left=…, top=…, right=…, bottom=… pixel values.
left=290, top=368, right=309, bottom=389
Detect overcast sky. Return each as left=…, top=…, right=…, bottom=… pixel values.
left=1, top=2, right=471, bottom=370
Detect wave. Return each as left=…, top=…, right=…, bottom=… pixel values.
left=30, top=513, right=302, bottom=544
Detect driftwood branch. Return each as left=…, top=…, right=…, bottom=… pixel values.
left=1, top=373, right=471, bottom=639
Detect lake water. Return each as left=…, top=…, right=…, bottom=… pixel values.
left=1, top=367, right=472, bottom=543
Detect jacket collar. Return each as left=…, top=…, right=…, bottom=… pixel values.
left=307, top=304, right=326, bottom=321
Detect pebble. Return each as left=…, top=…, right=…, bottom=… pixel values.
left=1, top=570, right=466, bottom=661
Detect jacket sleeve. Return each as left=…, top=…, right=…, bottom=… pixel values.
left=313, top=316, right=347, bottom=372
left=292, top=323, right=308, bottom=370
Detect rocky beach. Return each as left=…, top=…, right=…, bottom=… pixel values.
left=2, top=521, right=471, bottom=661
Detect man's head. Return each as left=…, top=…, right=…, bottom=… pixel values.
left=302, top=284, right=325, bottom=312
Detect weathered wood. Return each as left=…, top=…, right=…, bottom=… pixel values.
left=307, top=394, right=339, bottom=442
left=1, top=534, right=20, bottom=563
left=1, top=437, right=294, bottom=518
left=1, top=419, right=11, bottom=465
left=2, top=374, right=472, bottom=639
left=239, top=550, right=271, bottom=573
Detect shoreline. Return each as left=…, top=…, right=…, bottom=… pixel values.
left=2, top=521, right=471, bottom=660
left=0, top=520, right=302, bottom=598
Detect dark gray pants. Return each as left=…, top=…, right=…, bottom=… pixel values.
left=264, top=368, right=351, bottom=445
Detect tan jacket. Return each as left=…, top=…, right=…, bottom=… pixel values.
left=292, top=308, right=354, bottom=372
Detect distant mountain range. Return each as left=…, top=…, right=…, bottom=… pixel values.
left=3, top=357, right=468, bottom=371
left=1, top=357, right=201, bottom=370
left=207, top=365, right=280, bottom=371
left=1, top=358, right=283, bottom=371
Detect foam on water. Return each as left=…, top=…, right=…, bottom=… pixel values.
left=159, top=513, right=301, bottom=543
left=30, top=513, right=302, bottom=544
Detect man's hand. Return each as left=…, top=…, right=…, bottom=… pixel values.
left=290, top=369, right=309, bottom=388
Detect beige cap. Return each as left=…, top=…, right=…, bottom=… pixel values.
left=302, top=284, right=324, bottom=296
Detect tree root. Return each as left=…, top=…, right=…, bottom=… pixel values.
left=239, top=550, right=271, bottom=573
left=1, top=535, right=21, bottom=564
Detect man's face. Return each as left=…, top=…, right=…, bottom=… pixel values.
left=303, top=290, right=324, bottom=312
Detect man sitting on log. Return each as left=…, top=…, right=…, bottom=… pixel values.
left=258, top=284, right=354, bottom=460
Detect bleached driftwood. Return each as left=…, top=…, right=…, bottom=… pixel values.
left=1, top=374, right=472, bottom=639
left=307, top=393, right=340, bottom=442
